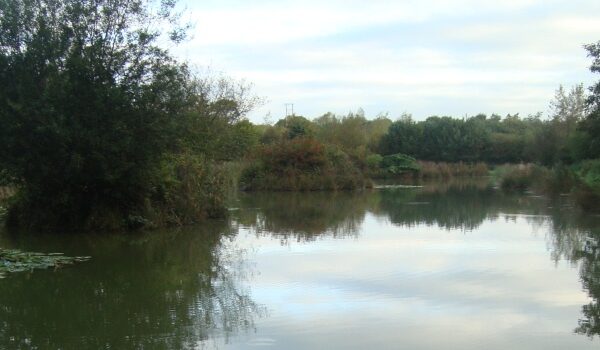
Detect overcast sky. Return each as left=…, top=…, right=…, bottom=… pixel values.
left=174, top=0, right=600, bottom=122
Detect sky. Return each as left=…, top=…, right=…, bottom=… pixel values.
left=173, top=0, right=600, bottom=123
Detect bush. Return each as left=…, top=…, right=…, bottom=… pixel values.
left=380, top=153, right=420, bottom=174
left=240, top=138, right=370, bottom=191
left=150, top=154, right=227, bottom=227
left=500, top=167, right=534, bottom=192
left=576, top=159, right=600, bottom=189
left=365, top=154, right=383, bottom=173
left=6, top=153, right=227, bottom=231
left=572, top=159, right=600, bottom=211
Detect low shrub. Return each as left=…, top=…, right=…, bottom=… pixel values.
left=365, top=154, right=383, bottom=173
left=148, top=153, right=228, bottom=227
left=499, top=166, right=534, bottom=192
left=576, top=159, right=600, bottom=189
left=417, top=161, right=489, bottom=179
left=381, top=153, right=420, bottom=174
left=572, top=159, right=600, bottom=211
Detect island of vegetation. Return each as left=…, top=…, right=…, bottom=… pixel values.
left=0, top=0, right=599, bottom=233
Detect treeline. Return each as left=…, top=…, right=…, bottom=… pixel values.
left=249, top=83, right=589, bottom=168
left=379, top=90, right=588, bottom=165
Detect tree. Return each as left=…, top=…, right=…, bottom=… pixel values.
left=275, top=115, right=315, bottom=139
left=378, top=114, right=422, bottom=157
left=0, top=0, right=241, bottom=230
left=550, top=84, right=587, bottom=126
left=545, top=84, right=588, bottom=163
left=582, top=41, right=600, bottom=158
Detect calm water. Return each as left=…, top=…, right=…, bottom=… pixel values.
left=1, top=180, right=600, bottom=349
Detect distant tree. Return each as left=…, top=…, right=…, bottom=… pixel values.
left=461, top=116, right=490, bottom=162
left=378, top=114, right=422, bottom=157
left=550, top=84, right=587, bottom=127
left=420, top=117, right=464, bottom=161
left=366, top=114, right=392, bottom=153
left=545, top=84, right=588, bottom=163
left=275, top=115, right=315, bottom=139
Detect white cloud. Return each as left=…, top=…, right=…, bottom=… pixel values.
left=177, top=0, right=600, bottom=121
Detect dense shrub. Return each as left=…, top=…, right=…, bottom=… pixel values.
left=576, top=160, right=600, bottom=189
left=380, top=153, right=420, bottom=175
left=6, top=154, right=227, bottom=231
left=572, top=160, right=600, bottom=211
left=499, top=166, right=535, bottom=192
left=365, top=154, right=383, bottom=173
left=239, top=138, right=370, bottom=191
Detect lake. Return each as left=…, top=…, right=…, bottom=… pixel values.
left=1, top=179, right=599, bottom=349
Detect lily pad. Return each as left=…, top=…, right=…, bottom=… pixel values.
left=0, top=248, right=91, bottom=277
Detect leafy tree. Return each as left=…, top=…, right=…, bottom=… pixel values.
left=420, top=116, right=464, bottom=161
left=378, top=114, right=422, bottom=157
left=275, top=115, right=315, bottom=139
left=582, top=41, right=600, bottom=158
left=550, top=84, right=587, bottom=127
left=0, top=0, right=251, bottom=230
left=365, top=115, right=392, bottom=152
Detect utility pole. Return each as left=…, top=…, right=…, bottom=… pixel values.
left=285, top=103, right=294, bottom=117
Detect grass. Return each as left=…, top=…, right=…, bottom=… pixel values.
left=417, top=161, right=489, bottom=179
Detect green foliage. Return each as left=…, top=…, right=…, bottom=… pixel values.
left=259, top=125, right=287, bottom=144
left=575, top=160, right=600, bottom=189
left=378, top=115, right=422, bottom=156
left=365, top=154, right=383, bottom=172
left=240, top=138, right=370, bottom=191
left=149, top=153, right=227, bottom=227
left=376, top=108, right=589, bottom=166
left=313, top=111, right=392, bottom=157
left=0, top=0, right=257, bottom=231
left=379, top=115, right=499, bottom=162
left=275, top=115, right=316, bottom=139
left=498, top=165, right=536, bottom=192
left=582, top=42, right=600, bottom=158
left=380, top=153, right=420, bottom=174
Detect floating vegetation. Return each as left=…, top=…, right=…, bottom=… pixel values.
left=0, top=248, right=91, bottom=279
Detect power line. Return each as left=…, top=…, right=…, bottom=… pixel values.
left=285, top=103, right=294, bottom=117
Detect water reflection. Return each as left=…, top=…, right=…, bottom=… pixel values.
left=0, top=222, right=264, bottom=349
left=231, top=191, right=372, bottom=242
left=576, top=232, right=600, bottom=338
left=230, top=180, right=600, bottom=342
left=543, top=209, right=600, bottom=338
left=2, top=179, right=600, bottom=348
left=232, top=179, right=555, bottom=236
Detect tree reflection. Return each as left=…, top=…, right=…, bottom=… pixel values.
left=575, top=233, right=600, bottom=338
left=0, top=222, right=264, bottom=349
left=543, top=208, right=600, bottom=339
left=231, top=179, right=556, bottom=241
left=376, top=179, right=543, bottom=230
left=232, top=191, right=372, bottom=242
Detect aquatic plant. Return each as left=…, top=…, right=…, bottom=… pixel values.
left=0, top=248, right=90, bottom=279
